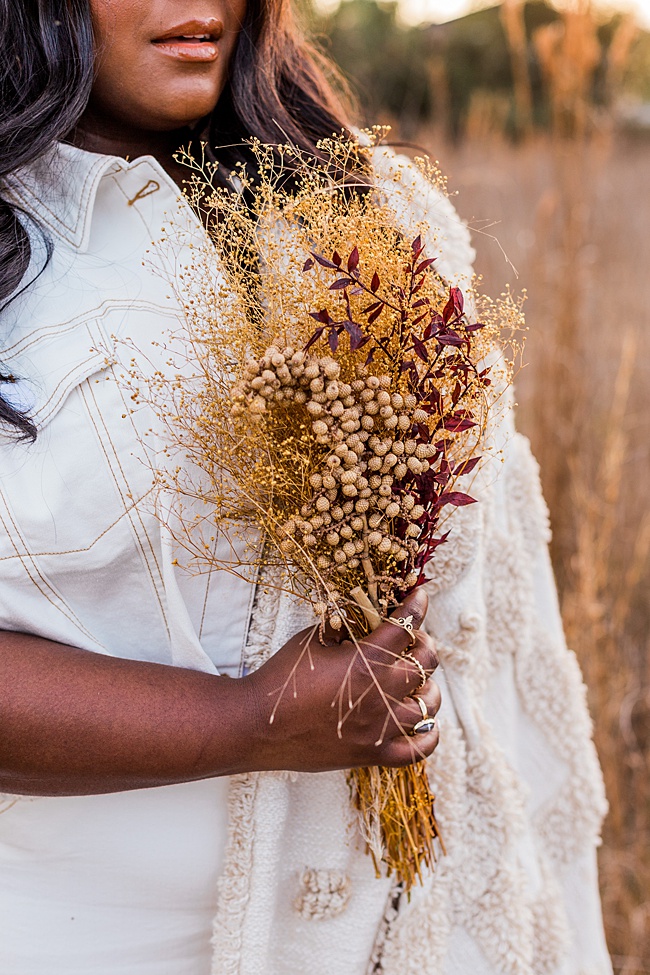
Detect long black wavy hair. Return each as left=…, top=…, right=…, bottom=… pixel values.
left=0, top=0, right=355, bottom=440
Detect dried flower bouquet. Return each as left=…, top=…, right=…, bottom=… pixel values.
left=136, top=131, right=522, bottom=890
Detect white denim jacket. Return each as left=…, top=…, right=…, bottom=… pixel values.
left=1, top=144, right=255, bottom=676
left=0, top=143, right=612, bottom=975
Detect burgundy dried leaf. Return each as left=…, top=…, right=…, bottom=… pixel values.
left=424, top=388, right=441, bottom=409
left=311, top=252, right=338, bottom=270
left=363, top=300, right=382, bottom=314
left=433, top=530, right=451, bottom=547
left=423, top=320, right=439, bottom=341
left=332, top=251, right=342, bottom=267
left=304, top=327, right=325, bottom=351
left=412, top=335, right=429, bottom=362
left=451, top=286, right=464, bottom=315
left=365, top=346, right=376, bottom=366
left=453, top=456, right=480, bottom=476
left=411, top=234, right=423, bottom=257
left=442, top=416, right=476, bottom=432
left=303, top=257, right=315, bottom=272
left=344, top=320, right=366, bottom=350
left=412, top=311, right=429, bottom=329
left=330, top=279, right=350, bottom=291
left=367, top=303, right=385, bottom=325
left=438, top=491, right=477, bottom=507
left=465, top=322, right=485, bottom=332
left=442, top=293, right=455, bottom=324
left=422, top=531, right=450, bottom=557
left=415, top=258, right=436, bottom=275
left=349, top=286, right=364, bottom=296
left=347, top=246, right=360, bottom=274
left=309, top=308, right=332, bottom=325
left=437, top=333, right=464, bottom=347
left=371, top=271, right=380, bottom=293
left=328, top=329, right=339, bottom=353
left=412, top=298, right=429, bottom=309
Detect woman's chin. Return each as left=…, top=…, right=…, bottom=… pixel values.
left=90, top=75, right=224, bottom=136
left=133, top=98, right=222, bottom=134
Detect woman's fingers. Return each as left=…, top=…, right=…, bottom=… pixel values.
left=389, top=632, right=439, bottom=697
left=359, top=588, right=429, bottom=666
left=376, top=681, right=441, bottom=765
left=381, top=723, right=440, bottom=767
left=398, top=586, right=429, bottom=627
left=349, top=589, right=438, bottom=708
left=389, top=679, right=441, bottom=739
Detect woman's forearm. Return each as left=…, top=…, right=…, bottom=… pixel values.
left=0, top=589, right=441, bottom=796
left=0, top=631, right=255, bottom=796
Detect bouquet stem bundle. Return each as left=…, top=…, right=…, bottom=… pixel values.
left=354, top=764, right=444, bottom=883
left=135, top=131, right=522, bottom=890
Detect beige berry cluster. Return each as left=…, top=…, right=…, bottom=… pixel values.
left=231, top=344, right=438, bottom=612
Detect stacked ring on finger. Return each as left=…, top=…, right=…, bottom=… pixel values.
left=401, top=651, right=427, bottom=692
left=410, top=694, right=438, bottom=736
left=385, top=614, right=417, bottom=648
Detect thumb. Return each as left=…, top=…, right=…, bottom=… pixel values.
left=393, top=586, right=428, bottom=630
left=360, top=586, right=429, bottom=665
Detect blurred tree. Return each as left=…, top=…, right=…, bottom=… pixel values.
left=621, top=24, right=650, bottom=100
left=310, top=0, right=431, bottom=136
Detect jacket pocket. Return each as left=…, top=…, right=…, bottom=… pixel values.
left=2, top=316, right=111, bottom=429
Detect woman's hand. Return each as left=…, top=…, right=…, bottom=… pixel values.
left=244, top=587, right=441, bottom=773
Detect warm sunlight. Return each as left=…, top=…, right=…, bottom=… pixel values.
left=397, top=0, right=650, bottom=27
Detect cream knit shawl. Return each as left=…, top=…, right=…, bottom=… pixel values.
left=209, top=149, right=612, bottom=975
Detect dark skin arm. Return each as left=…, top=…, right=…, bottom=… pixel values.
left=0, top=589, right=440, bottom=797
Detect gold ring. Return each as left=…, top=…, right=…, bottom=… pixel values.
left=412, top=694, right=428, bottom=720
left=386, top=614, right=417, bottom=647
left=402, top=652, right=427, bottom=691
left=410, top=695, right=437, bottom=735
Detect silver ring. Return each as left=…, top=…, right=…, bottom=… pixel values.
left=412, top=716, right=438, bottom=735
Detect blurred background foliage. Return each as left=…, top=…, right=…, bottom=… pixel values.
left=308, top=0, right=650, bottom=137
left=303, top=2, right=650, bottom=971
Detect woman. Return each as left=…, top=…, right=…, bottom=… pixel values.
left=0, top=2, right=611, bottom=974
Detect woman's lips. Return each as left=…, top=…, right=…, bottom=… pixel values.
left=151, top=37, right=220, bottom=62
left=151, top=21, right=223, bottom=62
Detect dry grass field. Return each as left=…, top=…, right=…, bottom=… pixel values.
left=421, top=130, right=650, bottom=973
